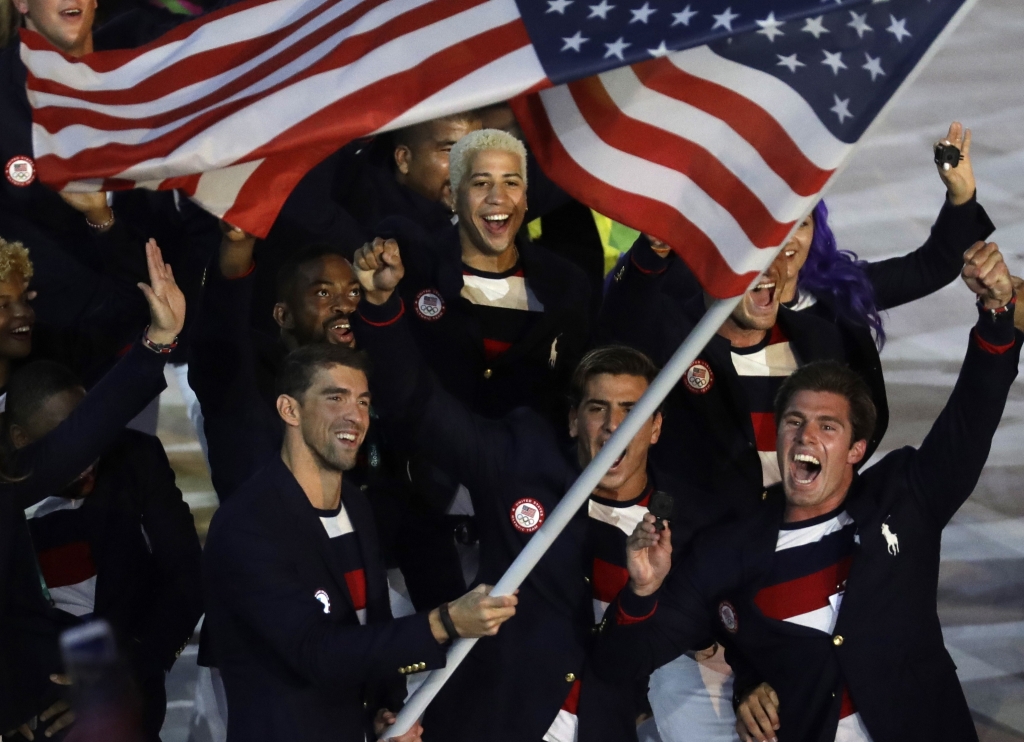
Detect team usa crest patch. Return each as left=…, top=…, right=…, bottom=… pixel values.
left=510, top=498, right=545, bottom=533
left=314, top=589, right=331, bottom=614
left=718, top=600, right=738, bottom=633
left=683, top=360, right=714, bottom=394
left=5, top=156, right=35, bottom=187
left=415, top=289, right=445, bottom=321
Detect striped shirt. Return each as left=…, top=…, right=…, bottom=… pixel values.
left=26, top=494, right=97, bottom=617
left=545, top=484, right=654, bottom=742
left=461, top=262, right=544, bottom=361
left=315, top=501, right=366, bottom=625
left=755, top=508, right=873, bottom=742
left=730, top=325, right=800, bottom=487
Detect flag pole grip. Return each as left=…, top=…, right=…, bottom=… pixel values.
left=384, top=295, right=744, bottom=739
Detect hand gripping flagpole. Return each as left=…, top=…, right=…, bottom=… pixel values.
left=384, top=293, right=745, bottom=739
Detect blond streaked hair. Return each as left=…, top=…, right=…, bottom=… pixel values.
left=0, top=237, right=34, bottom=283
left=1, top=0, right=24, bottom=50
left=448, top=128, right=527, bottom=194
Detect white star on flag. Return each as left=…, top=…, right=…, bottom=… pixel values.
left=821, top=49, right=847, bottom=75
left=886, top=15, right=911, bottom=41
left=847, top=11, right=873, bottom=38
left=546, top=0, right=573, bottom=14
left=561, top=31, right=588, bottom=52
left=830, top=94, right=852, bottom=123
left=588, top=0, right=615, bottom=19
left=802, top=16, right=829, bottom=39
left=671, top=5, right=697, bottom=26
left=647, top=41, right=670, bottom=57
left=862, top=53, right=885, bottom=80
left=630, top=2, right=656, bottom=23
left=604, top=36, right=631, bottom=59
left=776, top=53, right=805, bottom=72
left=711, top=7, right=739, bottom=32
left=756, top=12, right=785, bottom=42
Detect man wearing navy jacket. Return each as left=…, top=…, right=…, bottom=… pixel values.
left=201, top=343, right=518, bottom=742
left=592, top=240, right=1020, bottom=742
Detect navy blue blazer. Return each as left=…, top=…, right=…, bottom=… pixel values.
left=202, top=458, right=447, bottom=742
left=593, top=309, right=1021, bottom=742
left=354, top=294, right=719, bottom=742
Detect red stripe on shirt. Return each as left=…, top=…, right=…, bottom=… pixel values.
left=754, top=556, right=851, bottom=622
left=750, top=411, right=777, bottom=452
left=483, top=338, right=512, bottom=360
left=560, top=678, right=582, bottom=713
left=592, top=557, right=630, bottom=604
left=343, top=569, right=366, bottom=612
left=37, top=541, right=96, bottom=589
left=839, top=686, right=856, bottom=719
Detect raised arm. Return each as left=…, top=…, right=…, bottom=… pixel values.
left=11, top=240, right=184, bottom=508
left=905, top=241, right=1019, bottom=529
left=865, top=122, right=995, bottom=311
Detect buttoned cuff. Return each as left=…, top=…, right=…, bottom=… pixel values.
left=616, top=588, right=659, bottom=625
left=630, top=237, right=670, bottom=275
left=358, top=293, right=404, bottom=327
left=973, top=296, right=1016, bottom=354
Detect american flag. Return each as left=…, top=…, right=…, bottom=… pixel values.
left=21, top=0, right=970, bottom=295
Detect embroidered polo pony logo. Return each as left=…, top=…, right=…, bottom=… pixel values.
left=881, top=523, right=899, bottom=555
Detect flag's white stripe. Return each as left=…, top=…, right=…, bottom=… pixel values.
left=775, top=511, right=854, bottom=552
left=192, top=160, right=265, bottom=215
left=32, top=0, right=519, bottom=170
left=587, top=500, right=649, bottom=539
left=539, top=84, right=782, bottom=276
left=599, top=64, right=805, bottom=223
left=26, top=0, right=438, bottom=118
left=668, top=46, right=849, bottom=170
left=374, top=44, right=545, bottom=134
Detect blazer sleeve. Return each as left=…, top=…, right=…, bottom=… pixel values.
left=187, top=262, right=280, bottom=498
left=864, top=194, right=995, bottom=311
left=12, top=341, right=167, bottom=509
left=354, top=294, right=516, bottom=503
left=904, top=305, right=1020, bottom=529
left=204, top=515, right=447, bottom=687
left=133, top=434, right=204, bottom=671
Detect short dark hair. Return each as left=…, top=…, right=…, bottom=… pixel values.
left=391, top=111, right=482, bottom=150
left=276, top=343, right=372, bottom=401
left=569, top=345, right=660, bottom=409
left=5, top=360, right=82, bottom=431
left=275, top=243, right=349, bottom=304
left=774, top=361, right=876, bottom=444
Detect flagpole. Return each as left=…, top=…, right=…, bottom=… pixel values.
left=384, top=292, right=746, bottom=739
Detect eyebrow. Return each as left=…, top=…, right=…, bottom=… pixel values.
left=320, top=386, right=372, bottom=398
left=470, top=171, right=523, bottom=180
left=583, top=398, right=636, bottom=407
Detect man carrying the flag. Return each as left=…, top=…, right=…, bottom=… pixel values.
left=592, top=240, right=1019, bottom=742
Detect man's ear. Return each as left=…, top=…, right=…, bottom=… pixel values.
left=11, top=0, right=29, bottom=16
left=276, top=394, right=301, bottom=427
left=567, top=406, right=579, bottom=439
left=9, top=424, right=29, bottom=450
left=394, top=145, right=412, bottom=177
left=649, top=410, right=663, bottom=446
left=847, top=438, right=868, bottom=466
left=273, top=302, right=293, bottom=331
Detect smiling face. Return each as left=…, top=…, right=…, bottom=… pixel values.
left=275, top=255, right=361, bottom=348
left=777, top=213, right=815, bottom=303
left=778, top=390, right=866, bottom=522
left=12, top=0, right=96, bottom=56
left=293, top=364, right=370, bottom=473
left=455, top=149, right=528, bottom=260
left=569, top=373, right=662, bottom=500
left=0, top=271, right=35, bottom=362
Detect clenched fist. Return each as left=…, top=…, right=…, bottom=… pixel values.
left=353, top=238, right=404, bottom=305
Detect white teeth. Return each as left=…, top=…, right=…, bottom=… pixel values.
left=336, top=433, right=356, bottom=442
left=794, top=453, right=820, bottom=466
left=785, top=250, right=796, bottom=257
left=482, top=215, right=509, bottom=222
left=755, top=282, right=776, bottom=290
left=12, top=327, right=28, bottom=334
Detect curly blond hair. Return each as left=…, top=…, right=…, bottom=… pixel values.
left=448, top=128, right=527, bottom=195
left=0, top=0, right=24, bottom=50
left=0, top=238, right=35, bottom=284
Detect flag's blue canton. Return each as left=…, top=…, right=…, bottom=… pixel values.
left=709, top=0, right=966, bottom=142
left=517, top=0, right=871, bottom=85
left=517, top=0, right=968, bottom=142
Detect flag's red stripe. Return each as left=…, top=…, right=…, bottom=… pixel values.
left=35, top=18, right=528, bottom=190
left=511, top=93, right=761, bottom=300
left=219, top=20, right=533, bottom=236
left=29, top=0, right=484, bottom=111
left=568, top=75, right=791, bottom=250
left=753, top=556, right=851, bottom=622
left=634, top=58, right=832, bottom=198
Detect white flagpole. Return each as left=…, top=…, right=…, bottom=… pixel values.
left=384, top=292, right=746, bottom=738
